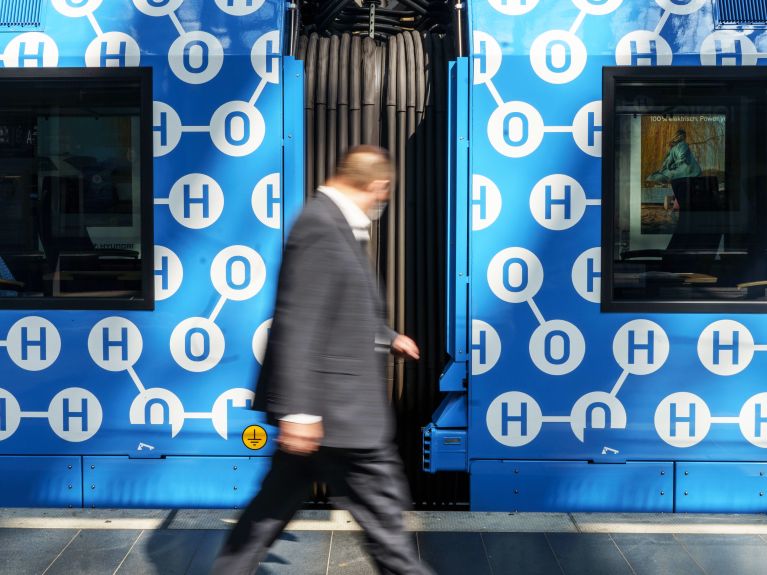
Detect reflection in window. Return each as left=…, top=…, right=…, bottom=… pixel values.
left=606, top=69, right=767, bottom=311
left=0, top=71, right=152, bottom=308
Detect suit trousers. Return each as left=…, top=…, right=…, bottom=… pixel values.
left=211, top=445, right=432, bottom=575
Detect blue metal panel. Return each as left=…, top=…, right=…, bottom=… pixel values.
left=471, top=460, right=673, bottom=512
left=676, top=462, right=767, bottom=513
left=282, top=56, right=304, bottom=236
left=0, top=1, right=288, bottom=506
left=0, top=456, right=81, bottom=507
left=465, top=0, right=767, bottom=512
left=83, top=456, right=271, bottom=509
left=423, top=424, right=467, bottom=473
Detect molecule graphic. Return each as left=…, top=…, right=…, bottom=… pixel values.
left=0, top=0, right=283, bottom=447
left=475, top=0, right=767, bottom=453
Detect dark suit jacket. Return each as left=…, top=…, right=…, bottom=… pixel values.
left=253, top=193, right=394, bottom=449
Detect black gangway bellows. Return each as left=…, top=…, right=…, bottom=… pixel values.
left=297, top=33, right=466, bottom=508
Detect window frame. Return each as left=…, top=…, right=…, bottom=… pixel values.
left=602, top=65, right=767, bottom=314
left=0, top=66, right=154, bottom=311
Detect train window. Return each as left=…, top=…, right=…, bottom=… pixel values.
left=0, top=68, right=153, bottom=310
left=603, top=67, right=767, bottom=313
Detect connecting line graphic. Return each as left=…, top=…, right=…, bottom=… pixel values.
left=569, top=9, right=587, bottom=35
left=208, top=295, right=229, bottom=323
left=654, top=9, right=671, bottom=35
left=250, top=77, right=270, bottom=107
left=527, top=298, right=546, bottom=326
left=86, top=13, right=103, bottom=36
left=127, top=366, right=146, bottom=394
left=610, top=370, right=630, bottom=397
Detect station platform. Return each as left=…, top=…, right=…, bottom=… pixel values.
left=1, top=509, right=767, bottom=574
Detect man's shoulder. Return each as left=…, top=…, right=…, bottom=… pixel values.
left=287, top=196, right=339, bottom=243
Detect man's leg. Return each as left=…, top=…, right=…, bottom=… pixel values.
left=211, top=450, right=314, bottom=575
left=325, top=446, right=433, bottom=575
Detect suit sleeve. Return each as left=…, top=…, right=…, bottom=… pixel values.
left=261, top=220, right=340, bottom=419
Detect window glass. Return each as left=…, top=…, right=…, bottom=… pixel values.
left=607, top=72, right=767, bottom=310
left=0, top=73, right=151, bottom=308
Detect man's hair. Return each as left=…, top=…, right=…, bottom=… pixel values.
left=334, top=145, right=394, bottom=189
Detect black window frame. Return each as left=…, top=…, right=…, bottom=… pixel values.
left=0, top=66, right=154, bottom=311
left=602, top=65, right=767, bottom=314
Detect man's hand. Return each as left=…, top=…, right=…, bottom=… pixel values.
left=392, top=335, right=420, bottom=360
left=278, top=420, right=323, bottom=455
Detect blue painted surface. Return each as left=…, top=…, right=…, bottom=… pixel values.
left=0, top=0, right=290, bottom=507
left=83, top=455, right=270, bottom=508
left=466, top=0, right=767, bottom=510
left=0, top=456, right=82, bottom=507
left=676, top=462, right=767, bottom=512
left=471, top=460, right=673, bottom=512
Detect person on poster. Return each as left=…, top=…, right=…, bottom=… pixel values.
left=212, top=146, right=433, bottom=575
left=647, top=128, right=702, bottom=183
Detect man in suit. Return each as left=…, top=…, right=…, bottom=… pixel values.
left=212, top=146, right=432, bottom=575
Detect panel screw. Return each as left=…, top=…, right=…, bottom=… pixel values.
left=761, top=472, right=765, bottom=477
left=684, top=471, right=689, bottom=476
left=684, top=491, right=688, bottom=496
left=288, top=134, right=293, bottom=139
left=91, top=485, right=96, bottom=490
left=67, top=465, right=72, bottom=470
left=514, top=469, right=519, bottom=474
left=513, top=489, right=519, bottom=494
left=91, top=465, right=95, bottom=470
left=660, top=471, right=665, bottom=476
left=660, top=491, right=664, bottom=496
left=68, top=484, right=72, bottom=489
left=233, top=466, right=238, bottom=471
left=233, top=486, right=238, bottom=491
left=761, top=492, right=764, bottom=497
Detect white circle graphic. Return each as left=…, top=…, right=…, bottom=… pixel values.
left=252, top=173, right=281, bottom=229
left=170, top=317, right=225, bottom=373
left=487, top=247, right=544, bottom=303
left=488, top=0, right=538, bottom=16
left=6, top=317, right=61, bottom=371
left=210, top=101, right=266, bottom=157
left=739, top=393, right=767, bottom=448
left=252, top=318, right=273, bottom=365
left=88, top=317, right=143, bottom=371
left=129, top=388, right=185, bottom=437
left=153, top=101, right=183, bottom=157
left=48, top=388, right=103, bottom=442
left=488, top=102, right=545, bottom=158
left=570, top=392, right=627, bottom=442
left=52, top=0, right=102, bottom=17
left=486, top=392, right=543, bottom=447
left=215, top=0, right=265, bottom=15
left=616, top=31, right=673, bottom=66
left=0, top=390, right=22, bottom=440
left=572, top=101, right=602, bottom=157
left=169, top=32, right=224, bottom=85
left=168, top=173, right=225, bottom=229
left=613, top=319, right=669, bottom=375
left=252, top=31, right=281, bottom=84
left=530, top=30, right=587, bottom=85
left=472, top=174, right=502, bottom=231
left=154, top=246, right=183, bottom=301
left=210, top=245, right=267, bottom=301
left=473, top=31, right=503, bottom=85
left=472, top=319, right=502, bottom=376
left=529, top=320, right=585, bottom=376
left=212, top=388, right=256, bottom=438
left=573, top=0, right=623, bottom=15
left=700, top=31, right=757, bottom=66
left=85, top=33, right=140, bottom=68
left=3, top=33, right=59, bottom=67
left=132, top=0, right=184, bottom=16
left=572, top=247, right=601, bottom=303
left=697, top=320, right=755, bottom=376
left=655, top=392, right=711, bottom=448
left=529, top=174, right=587, bottom=230
left=655, top=0, right=706, bottom=15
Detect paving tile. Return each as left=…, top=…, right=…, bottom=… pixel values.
left=0, top=528, right=79, bottom=575
left=482, top=532, right=564, bottom=575
left=546, top=533, right=634, bottom=575
left=612, top=533, right=705, bottom=575
left=116, top=530, right=207, bottom=575
left=258, top=531, right=331, bottom=575
left=326, top=531, right=377, bottom=575
left=184, top=530, right=227, bottom=575
left=675, top=534, right=767, bottom=575
left=46, top=530, right=142, bottom=575
left=418, top=532, right=492, bottom=575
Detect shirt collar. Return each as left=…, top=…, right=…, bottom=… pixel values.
left=317, top=186, right=371, bottom=240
